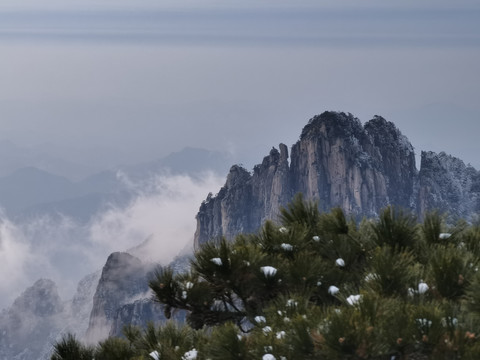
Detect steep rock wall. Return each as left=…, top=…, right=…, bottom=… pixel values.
left=85, top=252, right=148, bottom=343
left=194, top=145, right=291, bottom=247
left=364, top=116, right=418, bottom=209
left=0, top=279, right=64, bottom=360
left=417, top=151, right=480, bottom=220
left=194, top=111, right=479, bottom=248
left=290, top=112, right=389, bottom=215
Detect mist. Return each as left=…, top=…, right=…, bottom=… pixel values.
left=0, top=171, right=224, bottom=309
left=0, top=1, right=479, bottom=171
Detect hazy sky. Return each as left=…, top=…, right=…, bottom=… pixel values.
left=0, top=0, right=479, bottom=169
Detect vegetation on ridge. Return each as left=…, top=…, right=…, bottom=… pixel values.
left=53, top=194, right=480, bottom=359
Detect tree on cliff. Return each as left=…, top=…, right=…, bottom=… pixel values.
left=53, top=194, right=480, bottom=359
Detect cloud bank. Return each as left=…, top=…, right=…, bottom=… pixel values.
left=0, top=171, right=224, bottom=309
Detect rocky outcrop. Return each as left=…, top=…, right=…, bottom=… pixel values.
left=418, top=151, right=480, bottom=220
left=290, top=112, right=389, bottom=216
left=194, top=145, right=291, bottom=247
left=109, top=298, right=184, bottom=338
left=9, top=279, right=64, bottom=317
left=251, top=144, right=292, bottom=224
left=69, top=271, right=102, bottom=338
left=194, top=144, right=291, bottom=246
left=0, top=254, right=171, bottom=359
left=0, top=270, right=106, bottom=360
left=0, top=279, right=64, bottom=360
left=194, top=111, right=479, bottom=248
left=107, top=253, right=192, bottom=337
left=364, top=115, right=417, bottom=209
left=85, top=252, right=149, bottom=343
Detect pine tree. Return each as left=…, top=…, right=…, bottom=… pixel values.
left=51, top=334, right=95, bottom=360
left=52, top=195, right=480, bottom=359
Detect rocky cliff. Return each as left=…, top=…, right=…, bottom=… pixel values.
left=0, top=270, right=102, bottom=360
left=0, top=279, right=64, bottom=360
left=418, top=151, right=480, bottom=220
left=85, top=252, right=150, bottom=343
left=107, top=254, right=189, bottom=337
left=84, top=251, right=180, bottom=343
left=0, top=252, right=178, bottom=359
left=194, top=111, right=479, bottom=248
left=195, top=144, right=291, bottom=246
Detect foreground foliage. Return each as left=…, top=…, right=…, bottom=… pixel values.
left=54, top=195, right=480, bottom=359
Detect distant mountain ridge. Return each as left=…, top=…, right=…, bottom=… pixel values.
left=0, top=274, right=99, bottom=360
left=194, top=111, right=480, bottom=247
left=0, top=146, right=231, bottom=220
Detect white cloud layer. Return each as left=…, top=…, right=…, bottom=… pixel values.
left=0, top=217, right=35, bottom=300
left=0, top=172, right=224, bottom=309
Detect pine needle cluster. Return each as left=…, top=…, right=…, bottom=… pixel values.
left=53, top=194, right=480, bottom=359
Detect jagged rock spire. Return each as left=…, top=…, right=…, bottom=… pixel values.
left=194, top=112, right=480, bottom=248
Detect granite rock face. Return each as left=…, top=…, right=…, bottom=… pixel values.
left=85, top=252, right=150, bottom=343
left=69, top=270, right=102, bottom=337
left=194, top=111, right=479, bottom=248
left=0, top=279, right=64, bottom=360
left=109, top=298, right=162, bottom=337
left=0, top=252, right=172, bottom=359
left=109, top=298, right=185, bottom=338
left=417, top=151, right=480, bottom=220
left=364, top=115, right=417, bottom=210
left=107, top=256, right=191, bottom=338
left=85, top=251, right=176, bottom=343
left=0, top=270, right=104, bottom=360
left=290, top=112, right=389, bottom=216
left=194, top=144, right=291, bottom=247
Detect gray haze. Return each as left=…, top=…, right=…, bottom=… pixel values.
left=0, top=171, right=224, bottom=309
left=0, top=0, right=480, bottom=308
left=0, top=0, right=479, bottom=170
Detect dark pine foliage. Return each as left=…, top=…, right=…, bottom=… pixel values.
left=53, top=196, right=480, bottom=359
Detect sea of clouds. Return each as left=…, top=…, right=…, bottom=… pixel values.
left=0, top=171, right=224, bottom=309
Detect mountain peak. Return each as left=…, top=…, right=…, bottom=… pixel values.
left=301, top=111, right=363, bottom=140
left=365, top=115, right=414, bottom=153
left=11, top=278, right=63, bottom=317
left=86, top=252, right=148, bottom=343
left=194, top=111, right=480, bottom=247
